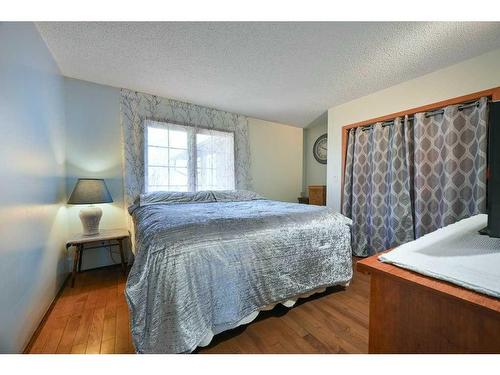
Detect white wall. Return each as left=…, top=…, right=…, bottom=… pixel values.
left=0, top=23, right=67, bottom=353
left=64, top=78, right=127, bottom=270
left=327, top=48, right=500, bottom=212
left=249, top=118, right=303, bottom=202
left=303, top=112, right=327, bottom=192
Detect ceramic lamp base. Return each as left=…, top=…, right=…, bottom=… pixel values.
left=79, top=206, right=103, bottom=236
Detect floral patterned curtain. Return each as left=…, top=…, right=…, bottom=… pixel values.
left=120, top=89, right=252, bottom=208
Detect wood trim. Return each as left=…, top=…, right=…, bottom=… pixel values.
left=23, top=273, right=71, bottom=353
left=493, top=89, right=500, bottom=101
left=344, top=87, right=500, bottom=130
left=340, top=127, right=349, bottom=207
left=340, top=86, right=500, bottom=208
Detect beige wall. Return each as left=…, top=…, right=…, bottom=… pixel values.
left=248, top=118, right=303, bottom=202
left=0, top=23, right=68, bottom=352
left=327, top=48, right=500, bottom=211
left=303, top=112, right=327, bottom=192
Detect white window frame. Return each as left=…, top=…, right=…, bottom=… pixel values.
left=144, top=120, right=235, bottom=192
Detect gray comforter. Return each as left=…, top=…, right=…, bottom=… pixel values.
left=126, top=191, right=353, bottom=353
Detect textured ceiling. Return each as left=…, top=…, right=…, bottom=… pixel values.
left=36, top=22, right=500, bottom=127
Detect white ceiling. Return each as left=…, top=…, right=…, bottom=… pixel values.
left=36, top=22, right=500, bottom=127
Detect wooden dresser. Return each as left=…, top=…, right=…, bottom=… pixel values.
left=357, top=254, right=500, bottom=353
left=308, top=185, right=326, bottom=206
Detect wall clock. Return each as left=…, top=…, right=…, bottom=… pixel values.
left=313, top=133, right=328, bottom=164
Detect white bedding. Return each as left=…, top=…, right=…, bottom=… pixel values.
left=379, top=214, right=500, bottom=298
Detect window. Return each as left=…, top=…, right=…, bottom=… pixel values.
left=145, top=121, right=235, bottom=192
left=196, top=128, right=235, bottom=191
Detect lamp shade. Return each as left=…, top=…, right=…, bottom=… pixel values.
left=68, top=178, right=113, bottom=204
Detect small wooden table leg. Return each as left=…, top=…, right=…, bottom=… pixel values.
left=118, top=239, right=126, bottom=275
left=71, top=245, right=80, bottom=288
left=78, top=244, right=84, bottom=272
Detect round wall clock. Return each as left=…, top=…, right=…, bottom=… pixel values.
left=313, top=133, right=328, bottom=164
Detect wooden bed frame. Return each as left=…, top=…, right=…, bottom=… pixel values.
left=357, top=254, right=500, bottom=353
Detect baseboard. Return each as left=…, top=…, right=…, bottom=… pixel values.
left=22, top=273, right=71, bottom=354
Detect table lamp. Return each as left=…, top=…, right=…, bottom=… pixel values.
left=68, top=178, right=113, bottom=236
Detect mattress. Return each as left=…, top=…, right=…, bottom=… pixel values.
left=126, top=191, right=353, bottom=353
left=379, top=214, right=500, bottom=298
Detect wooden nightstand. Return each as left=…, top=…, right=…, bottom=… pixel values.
left=66, top=228, right=130, bottom=287
left=308, top=185, right=326, bottom=205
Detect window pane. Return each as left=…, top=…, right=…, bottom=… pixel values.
left=196, top=133, right=211, bottom=148
left=148, top=127, right=169, bottom=147
left=148, top=166, right=169, bottom=187
left=169, top=128, right=188, bottom=149
left=148, top=146, right=169, bottom=166
left=169, top=148, right=188, bottom=167
left=197, top=168, right=213, bottom=190
left=196, top=129, right=234, bottom=191
left=169, top=167, right=188, bottom=186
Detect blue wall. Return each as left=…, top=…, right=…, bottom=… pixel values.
left=0, top=22, right=68, bottom=353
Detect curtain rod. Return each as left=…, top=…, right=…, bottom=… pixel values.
left=362, top=119, right=413, bottom=131
left=360, top=99, right=485, bottom=131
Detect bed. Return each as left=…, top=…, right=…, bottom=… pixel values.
left=125, top=190, right=353, bottom=353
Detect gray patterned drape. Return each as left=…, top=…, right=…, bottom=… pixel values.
left=342, top=119, right=414, bottom=257
left=410, top=97, right=488, bottom=237
left=342, top=97, right=488, bottom=256
left=120, top=89, right=252, bottom=207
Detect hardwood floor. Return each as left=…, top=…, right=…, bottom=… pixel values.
left=27, top=266, right=135, bottom=354
left=27, top=258, right=369, bottom=354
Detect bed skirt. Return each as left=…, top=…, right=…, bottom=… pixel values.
left=196, top=282, right=349, bottom=350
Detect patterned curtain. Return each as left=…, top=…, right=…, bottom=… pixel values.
left=342, top=118, right=414, bottom=257
left=343, top=97, right=488, bottom=256
left=410, top=97, right=488, bottom=237
left=120, top=89, right=252, bottom=208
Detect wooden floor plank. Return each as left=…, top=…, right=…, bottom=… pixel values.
left=232, top=331, right=264, bottom=353
left=115, top=303, right=130, bottom=354
left=102, top=286, right=118, bottom=342
left=29, top=316, right=57, bottom=354
left=70, top=343, right=86, bottom=354
left=42, top=315, right=70, bottom=353
left=56, top=314, right=82, bottom=353
left=100, top=338, right=116, bottom=354
left=287, top=306, right=347, bottom=353
left=85, top=307, right=105, bottom=353
left=28, top=259, right=369, bottom=354
left=302, top=333, right=331, bottom=353
left=71, top=307, right=94, bottom=351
